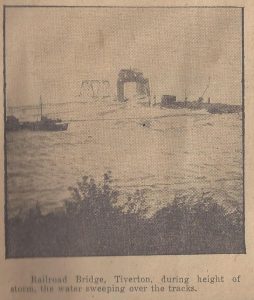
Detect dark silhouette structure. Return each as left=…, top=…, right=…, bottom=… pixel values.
left=117, top=69, right=150, bottom=101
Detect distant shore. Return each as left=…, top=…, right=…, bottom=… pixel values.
left=160, top=100, right=242, bottom=114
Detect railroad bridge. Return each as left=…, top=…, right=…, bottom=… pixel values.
left=79, top=80, right=111, bottom=98
left=117, top=69, right=150, bottom=101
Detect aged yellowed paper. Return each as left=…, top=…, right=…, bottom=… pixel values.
left=0, top=0, right=254, bottom=299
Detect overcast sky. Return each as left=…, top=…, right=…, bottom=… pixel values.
left=6, top=7, right=242, bottom=106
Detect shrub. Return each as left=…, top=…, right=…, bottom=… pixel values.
left=7, top=173, right=245, bottom=257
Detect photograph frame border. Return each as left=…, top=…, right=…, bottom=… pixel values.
left=3, top=4, right=246, bottom=259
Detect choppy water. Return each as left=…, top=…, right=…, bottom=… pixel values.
left=6, top=100, right=243, bottom=217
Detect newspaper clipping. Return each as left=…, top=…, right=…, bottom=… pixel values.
left=0, top=0, right=254, bottom=299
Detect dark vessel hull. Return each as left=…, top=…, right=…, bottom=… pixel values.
left=20, top=116, right=69, bottom=132
left=28, top=122, right=68, bottom=131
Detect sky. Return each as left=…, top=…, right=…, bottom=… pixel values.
left=6, top=7, right=242, bottom=106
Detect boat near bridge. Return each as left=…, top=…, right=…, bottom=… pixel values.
left=21, top=116, right=68, bottom=131
left=6, top=98, right=68, bottom=132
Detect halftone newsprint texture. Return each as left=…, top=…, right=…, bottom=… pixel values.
left=2, top=1, right=254, bottom=300
left=3, top=3, right=245, bottom=258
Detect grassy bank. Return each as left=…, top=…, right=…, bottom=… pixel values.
left=7, top=172, right=245, bottom=257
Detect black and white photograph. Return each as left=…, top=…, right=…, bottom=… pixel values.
left=4, top=6, right=245, bottom=257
